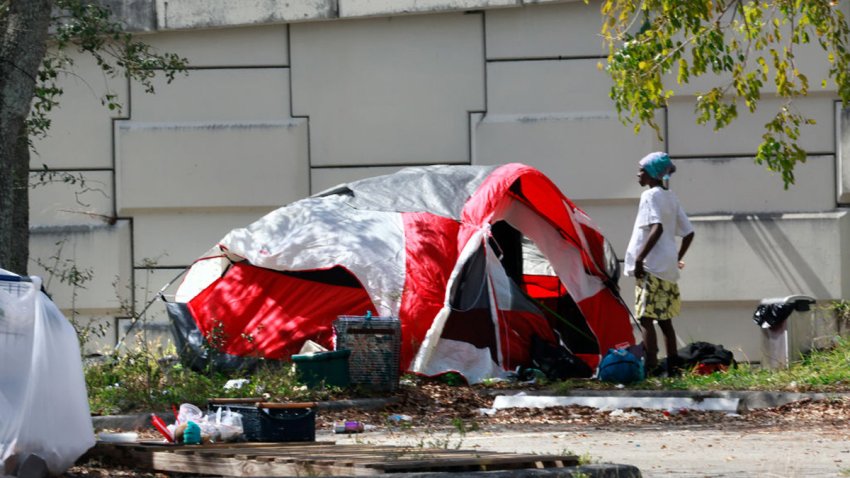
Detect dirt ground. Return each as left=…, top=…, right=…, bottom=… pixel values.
left=67, top=383, right=850, bottom=477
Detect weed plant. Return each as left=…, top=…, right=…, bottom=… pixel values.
left=86, top=345, right=224, bottom=415
left=85, top=342, right=349, bottom=415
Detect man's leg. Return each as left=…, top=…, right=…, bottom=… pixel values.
left=657, top=319, right=679, bottom=375
left=639, top=316, right=658, bottom=371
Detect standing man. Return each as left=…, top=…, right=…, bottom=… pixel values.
left=625, top=152, right=695, bottom=376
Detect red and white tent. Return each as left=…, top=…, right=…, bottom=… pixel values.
left=171, top=163, right=634, bottom=383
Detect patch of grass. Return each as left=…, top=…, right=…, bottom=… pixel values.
left=553, top=336, right=850, bottom=393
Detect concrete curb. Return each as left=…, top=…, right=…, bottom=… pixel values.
left=515, top=389, right=850, bottom=410
left=492, top=394, right=745, bottom=414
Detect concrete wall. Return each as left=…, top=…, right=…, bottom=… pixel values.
left=28, top=0, right=850, bottom=362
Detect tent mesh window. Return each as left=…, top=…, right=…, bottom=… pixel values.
left=334, top=315, right=401, bottom=392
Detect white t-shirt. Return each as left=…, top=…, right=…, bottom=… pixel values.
left=624, top=187, right=694, bottom=282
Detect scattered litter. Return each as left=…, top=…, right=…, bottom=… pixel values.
left=478, top=408, right=497, bottom=416
left=223, top=379, right=249, bottom=390
left=388, top=414, right=412, bottom=424
left=182, top=421, right=202, bottom=445
left=150, top=414, right=174, bottom=442
left=165, top=403, right=243, bottom=444
left=608, top=409, right=640, bottom=419
left=298, top=340, right=329, bottom=355
left=177, top=403, right=204, bottom=424
left=334, top=421, right=366, bottom=433
left=97, top=432, right=138, bottom=443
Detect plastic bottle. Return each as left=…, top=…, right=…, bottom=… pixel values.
left=333, top=420, right=365, bottom=433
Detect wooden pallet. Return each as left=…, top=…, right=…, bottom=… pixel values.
left=87, top=441, right=579, bottom=476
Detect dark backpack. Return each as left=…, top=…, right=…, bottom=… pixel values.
left=529, top=334, right=593, bottom=380
left=597, top=348, right=645, bottom=384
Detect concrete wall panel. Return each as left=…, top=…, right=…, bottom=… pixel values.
left=487, top=59, right=614, bottom=114
left=70, top=314, right=120, bottom=355
left=486, top=1, right=604, bottom=59
left=676, top=301, right=765, bottom=365
left=155, top=0, right=335, bottom=29
left=115, top=121, right=309, bottom=211
left=311, top=166, right=407, bottom=194
left=474, top=114, right=660, bottom=200
left=118, top=268, right=181, bottom=352
left=341, top=0, right=516, bottom=18
left=141, top=24, right=289, bottom=67
left=687, top=212, right=848, bottom=302
left=837, top=104, right=850, bottom=204
left=130, top=69, right=292, bottom=122
left=668, top=95, right=836, bottom=156
left=676, top=155, right=835, bottom=215
left=32, top=53, right=128, bottom=170
left=133, top=268, right=177, bottom=320
left=573, top=199, right=639, bottom=257
left=117, top=319, right=174, bottom=353
left=132, top=209, right=274, bottom=266
left=29, top=221, right=132, bottom=313
left=29, top=171, right=114, bottom=226
left=291, top=13, right=485, bottom=166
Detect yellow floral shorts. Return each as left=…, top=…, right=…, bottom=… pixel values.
left=635, top=273, right=681, bottom=320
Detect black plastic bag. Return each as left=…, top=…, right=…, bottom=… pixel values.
left=676, top=341, right=735, bottom=367
left=753, top=303, right=795, bottom=329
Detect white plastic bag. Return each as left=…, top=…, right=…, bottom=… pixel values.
left=177, top=403, right=203, bottom=425
left=203, top=406, right=243, bottom=442
left=0, top=271, right=95, bottom=475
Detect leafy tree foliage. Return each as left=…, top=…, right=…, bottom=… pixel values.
left=0, top=0, right=186, bottom=274
left=599, top=0, right=850, bottom=187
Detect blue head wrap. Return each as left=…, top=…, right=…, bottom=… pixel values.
left=639, top=152, right=676, bottom=183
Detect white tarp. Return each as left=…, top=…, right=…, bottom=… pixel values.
left=0, top=270, right=95, bottom=475
left=218, top=195, right=406, bottom=317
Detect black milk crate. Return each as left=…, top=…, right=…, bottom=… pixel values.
left=334, top=315, right=401, bottom=392
left=209, top=401, right=316, bottom=442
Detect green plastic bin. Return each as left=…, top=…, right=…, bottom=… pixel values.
left=291, top=349, right=351, bottom=388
